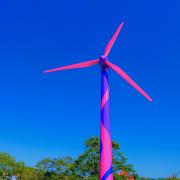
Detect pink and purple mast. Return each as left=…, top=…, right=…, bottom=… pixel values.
left=100, top=55, right=113, bottom=179
left=43, top=22, right=152, bottom=180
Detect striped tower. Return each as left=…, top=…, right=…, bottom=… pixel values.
left=43, top=21, right=152, bottom=180
left=100, top=56, right=113, bottom=180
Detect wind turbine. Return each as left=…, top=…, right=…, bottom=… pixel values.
left=43, top=21, right=152, bottom=180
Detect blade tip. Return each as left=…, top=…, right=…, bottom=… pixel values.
left=120, top=21, right=125, bottom=26
left=148, top=97, right=153, bottom=102
left=42, top=70, right=49, bottom=74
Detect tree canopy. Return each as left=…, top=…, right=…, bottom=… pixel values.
left=0, top=137, right=178, bottom=179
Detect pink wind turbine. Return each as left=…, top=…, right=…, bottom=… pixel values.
left=43, top=21, right=152, bottom=180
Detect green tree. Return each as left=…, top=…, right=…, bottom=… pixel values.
left=0, top=152, right=26, bottom=178
left=0, top=136, right=137, bottom=179
left=36, top=158, right=54, bottom=172
left=112, top=141, right=134, bottom=174
left=21, top=166, right=40, bottom=180
left=74, top=136, right=135, bottom=178
left=35, top=158, right=58, bottom=179
left=35, top=156, right=76, bottom=179
left=0, top=152, right=15, bottom=177
left=53, top=156, right=74, bottom=176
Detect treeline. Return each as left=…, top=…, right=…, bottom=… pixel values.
left=0, top=136, right=179, bottom=180
left=0, top=136, right=136, bottom=179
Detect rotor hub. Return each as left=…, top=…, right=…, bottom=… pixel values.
left=99, top=55, right=109, bottom=69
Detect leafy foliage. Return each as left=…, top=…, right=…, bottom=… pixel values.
left=0, top=137, right=178, bottom=179
left=0, top=152, right=25, bottom=178
left=74, top=136, right=135, bottom=178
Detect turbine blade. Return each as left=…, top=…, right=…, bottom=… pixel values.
left=106, top=61, right=152, bottom=102
left=104, top=21, right=124, bottom=56
left=43, top=59, right=99, bottom=73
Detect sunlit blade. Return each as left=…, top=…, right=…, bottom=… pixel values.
left=104, top=22, right=124, bottom=56
left=106, top=61, right=152, bottom=102
left=43, top=59, right=99, bottom=73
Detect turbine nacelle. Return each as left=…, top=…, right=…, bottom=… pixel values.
left=99, top=55, right=109, bottom=69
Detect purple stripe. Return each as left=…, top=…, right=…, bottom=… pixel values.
left=101, top=100, right=110, bottom=132
left=101, top=69, right=110, bottom=132
left=101, top=166, right=113, bottom=180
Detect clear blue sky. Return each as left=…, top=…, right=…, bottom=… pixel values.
left=0, top=0, right=179, bottom=178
